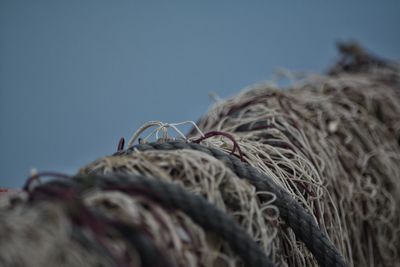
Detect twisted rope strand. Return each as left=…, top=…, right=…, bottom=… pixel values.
left=118, top=141, right=347, bottom=267
left=30, top=174, right=276, bottom=267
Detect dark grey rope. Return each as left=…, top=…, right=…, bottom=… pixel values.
left=28, top=179, right=173, bottom=267
left=31, top=174, right=275, bottom=267
left=116, top=141, right=347, bottom=267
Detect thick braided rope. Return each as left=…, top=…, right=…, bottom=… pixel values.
left=30, top=174, right=275, bottom=267
left=28, top=179, right=173, bottom=267
left=117, top=141, right=347, bottom=267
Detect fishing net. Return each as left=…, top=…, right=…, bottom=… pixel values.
left=0, top=43, right=399, bottom=267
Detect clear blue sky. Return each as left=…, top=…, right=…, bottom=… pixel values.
left=1, top=1, right=399, bottom=188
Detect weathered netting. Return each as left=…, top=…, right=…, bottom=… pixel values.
left=189, top=43, right=400, bottom=266
left=79, top=149, right=280, bottom=266
left=0, top=43, right=399, bottom=267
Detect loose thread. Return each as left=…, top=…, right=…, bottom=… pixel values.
left=23, top=171, right=70, bottom=192
left=193, top=131, right=244, bottom=161
left=117, top=137, right=125, bottom=152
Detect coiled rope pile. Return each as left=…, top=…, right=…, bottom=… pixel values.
left=0, top=43, right=399, bottom=267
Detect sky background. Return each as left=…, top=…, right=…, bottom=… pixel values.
left=1, top=1, right=399, bottom=188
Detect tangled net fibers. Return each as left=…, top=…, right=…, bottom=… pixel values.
left=0, top=43, right=399, bottom=267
